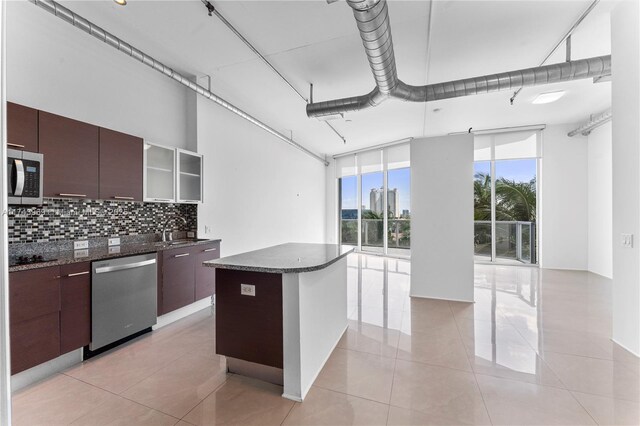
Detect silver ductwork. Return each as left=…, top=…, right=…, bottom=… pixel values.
left=307, top=0, right=612, bottom=118
left=568, top=109, right=612, bottom=136
left=28, top=0, right=329, bottom=166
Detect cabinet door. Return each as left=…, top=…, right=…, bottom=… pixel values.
left=194, top=242, right=220, bottom=300
left=161, top=248, right=195, bottom=314
left=39, top=111, right=99, bottom=199
left=177, top=150, right=203, bottom=203
left=9, top=266, right=61, bottom=323
left=144, top=143, right=176, bottom=203
left=7, top=102, right=38, bottom=151
left=11, top=312, right=60, bottom=375
left=99, top=128, right=143, bottom=202
left=9, top=266, right=61, bottom=374
left=60, top=262, right=91, bottom=354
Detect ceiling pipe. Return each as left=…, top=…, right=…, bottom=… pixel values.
left=28, top=0, right=329, bottom=166
left=200, top=0, right=346, bottom=144
left=568, top=109, right=611, bottom=136
left=510, top=0, right=600, bottom=104
left=307, top=0, right=611, bottom=118
left=308, top=54, right=611, bottom=118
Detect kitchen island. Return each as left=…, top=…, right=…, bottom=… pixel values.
left=204, top=243, right=352, bottom=401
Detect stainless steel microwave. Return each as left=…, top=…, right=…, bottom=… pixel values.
left=8, top=148, right=43, bottom=205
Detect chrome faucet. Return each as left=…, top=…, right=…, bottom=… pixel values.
left=162, top=215, right=187, bottom=242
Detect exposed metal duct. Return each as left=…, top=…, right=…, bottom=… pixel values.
left=307, top=0, right=611, bottom=118
left=28, top=0, right=329, bottom=166
left=568, top=109, right=612, bottom=136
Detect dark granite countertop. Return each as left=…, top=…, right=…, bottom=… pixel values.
left=204, top=243, right=353, bottom=273
left=9, top=238, right=221, bottom=272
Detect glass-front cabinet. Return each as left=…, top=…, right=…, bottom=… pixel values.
left=144, top=143, right=176, bottom=203
left=144, top=143, right=203, bottom=204
left=177, top=149, right=203, bottom=203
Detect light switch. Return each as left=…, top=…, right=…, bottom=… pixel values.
left=74, top=240, right=89, bottom=250
left=241, top=284, right=256, bottom=297
left=621, top=233, right=634, bottom=248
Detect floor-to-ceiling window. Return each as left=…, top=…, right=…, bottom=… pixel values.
left=336, top=143, right=410, bottom=258
left=474, top=129, right=540, bottom=265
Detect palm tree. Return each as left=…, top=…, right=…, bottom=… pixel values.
left=473, top=173, right=536, bottom=222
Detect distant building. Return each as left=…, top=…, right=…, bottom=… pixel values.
left=369, top=187, right=400, bottom=217
left=402, top=209, right=410, bottom=218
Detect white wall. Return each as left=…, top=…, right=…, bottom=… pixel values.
left=196, top=96, right=326, bottom=257
left=410, top=135, right=474, bottom=302
left=611, top=0, right=640, bottom=356
left=6, top=1, right=193, bottom=150
left=587, top=121, right=613, bottom=278
left=539, top=124, right=588, bottom=270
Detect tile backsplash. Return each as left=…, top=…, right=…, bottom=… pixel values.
left=8, top=198, right=197, bottom=244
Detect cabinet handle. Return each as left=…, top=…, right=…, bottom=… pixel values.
left=66, top=271, right=90, bottom=277
left=7, top=143, right=25, bottom=148
left=114, top=196, right=134, bottom=200
left=203, top=248, right=217, bottom=252
left=174, top=253, right=190, bottom=258
left=153, top=198, right=172, bottom=202
left=59, top=193, right=87, bottom=198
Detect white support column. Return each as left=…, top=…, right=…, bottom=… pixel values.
left=611, top=0, right=640, bottom=356
left=0, top=0, right=12, bottom=422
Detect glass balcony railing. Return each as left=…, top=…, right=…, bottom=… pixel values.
left=340, top=219, right=410, bottom=251
left=474, top=220, right=536, bottom=264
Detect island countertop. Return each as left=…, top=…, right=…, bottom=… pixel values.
left=203, top=243, right=353, bottom=273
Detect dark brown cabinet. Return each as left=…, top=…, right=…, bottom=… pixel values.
left=9, top=266, right=61, bottom=375
left=7, top=102, right=38, bottom=152
left=60, top=262, right=91, bottom=354
left=39, top=111, right=99, bottom=199
left=99, top=128, right=143, bottom=201
left=161, top=247, right=196, bottom=315
left=195, top=242, right=220, bottom=301
left=159, top=242, right=220, bottom=315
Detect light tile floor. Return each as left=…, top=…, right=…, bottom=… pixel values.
left=11, top=254, right=640, bottom=425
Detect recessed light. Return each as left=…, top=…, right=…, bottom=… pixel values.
left=114, top=0, right=127, bottom=6
left=532, top=90, right=565, bottom=104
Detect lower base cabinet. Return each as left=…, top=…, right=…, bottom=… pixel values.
left=159, top=241, right=220, bottom=316
left=9, top=263, right=90, bottom=375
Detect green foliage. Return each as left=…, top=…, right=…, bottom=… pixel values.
left=474, top=172, right=536, bottom=222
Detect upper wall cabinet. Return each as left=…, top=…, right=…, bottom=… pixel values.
left=177, top=149, right=203, bottom=204
left=144, top=143, right=176, bottom=203
left=7, top=102, right=38, bottom=152
left=39, top=111, right=100, bottom=200
left=99, top=128, right=143, bottom=202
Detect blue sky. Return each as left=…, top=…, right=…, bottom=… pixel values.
left=475, top=159, right=537, bottom=182
left=342, top=160, right=536, bottom=214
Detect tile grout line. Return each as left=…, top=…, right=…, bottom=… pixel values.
left=179, top=372, right=234, bottom=423
left=449, top=300, right=495, bottom=426
left=279, top=399, right=297, bottom=425
left=385, top=356, right=398, bottom=425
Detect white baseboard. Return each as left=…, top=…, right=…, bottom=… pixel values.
left=409, top=294, right=474, bottom=303
left=282, top=393, right=303, bottom=402
left=612, top=338, right=640, bottom=359
left=11, top=349, right=82, bottom=393
left=153, top=297, right=213, bottom=330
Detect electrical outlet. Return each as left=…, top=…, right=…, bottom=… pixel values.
left=204, top=225, right=211, bottom=234
left=74, top=240, right=89, bottom=250
left=108, top=237, right=120, bottom=246
left=240, top=284, right=256, bottom=297
left=187, top=231, right=195, bottom=238
left=74, top=249, right=88, bottom=258
left=621, top=233, right=634, bottom=248
left=108, top=246, right=121, bottom=254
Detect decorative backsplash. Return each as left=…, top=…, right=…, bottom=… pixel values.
left=8, top=198, right=197, bottom=244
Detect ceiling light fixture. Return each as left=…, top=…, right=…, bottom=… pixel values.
left=532, top=90, right=565, bottom=104
left=114, top=0, right=127, bottom=6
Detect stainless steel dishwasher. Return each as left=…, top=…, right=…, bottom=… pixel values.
left=91, top=253, right=158, bottom=351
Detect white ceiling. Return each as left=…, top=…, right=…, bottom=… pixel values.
left=59, top=0, right=613, bottom=157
